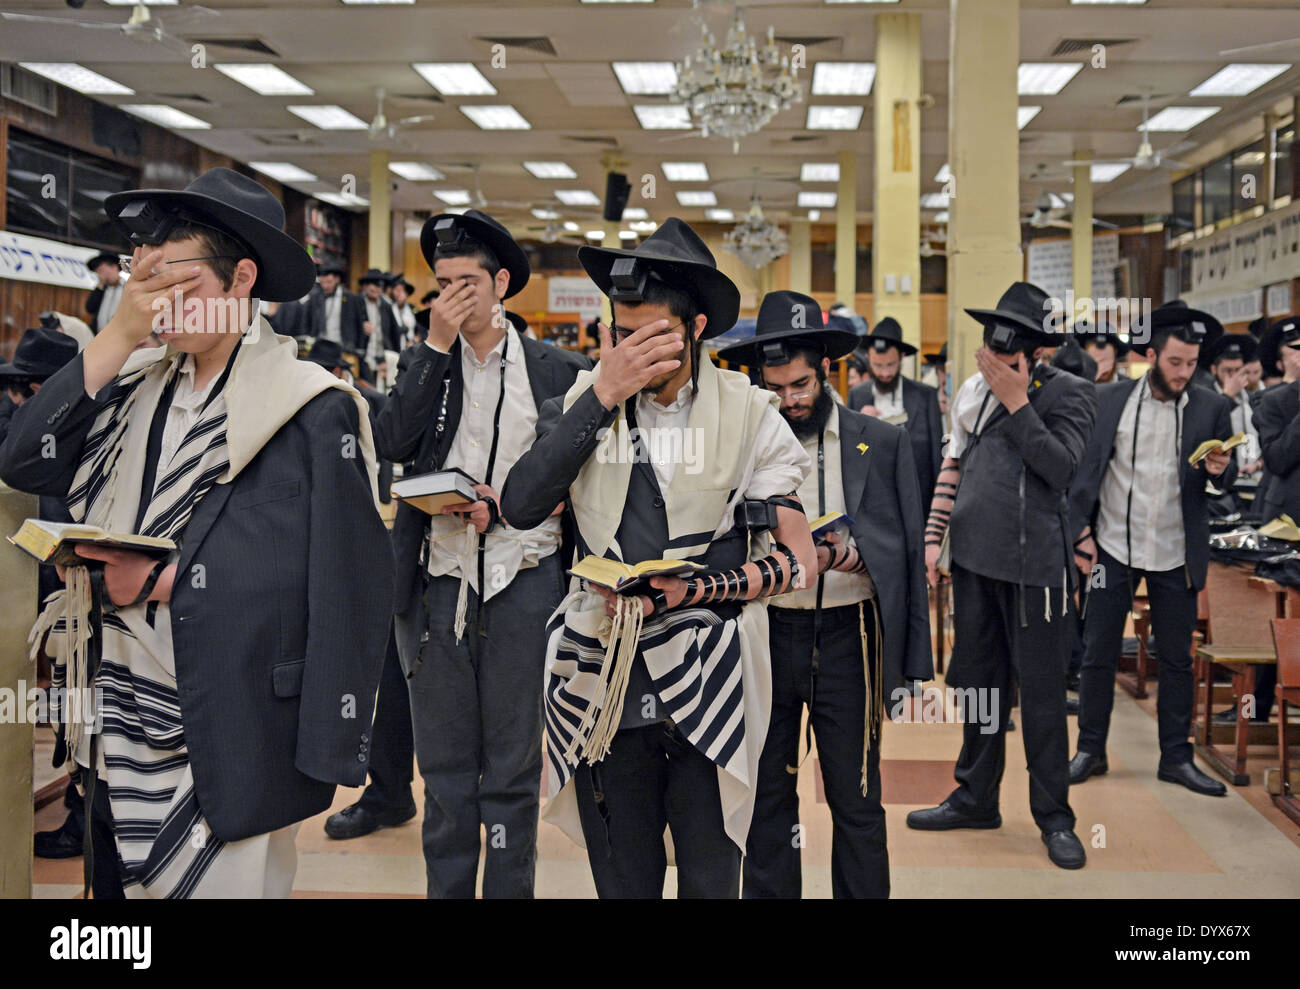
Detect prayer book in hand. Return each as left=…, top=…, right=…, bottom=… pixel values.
left=391, top=467, right=480, bottom=515
left=1188, top=433, right=1247, bottom=466
left=569, top=556, right=704, bottom=595
left=7, top=520, right=176, bottom=567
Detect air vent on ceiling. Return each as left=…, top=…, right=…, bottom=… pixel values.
left=255, top=132, right=317, bottom=146
left=189, top=37, right=280, bottom=56
left=477, top=36, right=557, bottom=56
left=394, top=92, right=444, bottom=104
left=780, top=134, right=826, bottom=144
left=774, top=36, right=843, bottom=54
left=155, top=93, right=211, bottom=103
left=1050, top=37, right=1136, bottom=57
left=1, top=63, right=58, bottom=116
left=1116, top=92, right=1172, bottom=105
left=562, top=134, right=619, bottom=146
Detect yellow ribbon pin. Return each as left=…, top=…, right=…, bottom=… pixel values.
left=857, top=442, right=869, bottom=454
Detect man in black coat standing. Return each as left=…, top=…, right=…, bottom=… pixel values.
left=717, top=292, right=932, bottom=899
left=84, top=251, right=125, bottom=334
left=908, top=282, right=1096, bottom=870
left=1069, top=300, right=1235, bottom=797
left=847, top=317, right=943, bottom=508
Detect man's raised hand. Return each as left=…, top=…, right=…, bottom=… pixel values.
left=591, top=320, right=684, bottom=410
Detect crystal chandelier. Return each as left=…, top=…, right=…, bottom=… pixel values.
left=724, top=197, right=789, bottom=269
left=674, top=5, right=802, bottom=153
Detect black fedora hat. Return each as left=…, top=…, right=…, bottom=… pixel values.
left=504, top=311, right=529, bottom=335
left=316, top=261, right=347, bottom=278
left=358, top=267, right=389, bottom=286
left=85, top=251, right=119, bottom=272
left=863, top=316, right=918, bottom=357
left=716, top=290, right=858, bottom=366
left=1141, top=299, right=1224, bottom=350
left=0, top=328, right=79, bottom=381
left=1257, top=315, right=1299, bottom=377
left=104, top=167, right=315, bottom=303
left=414, top=308, right=431, bottom=333
left=578, top=217, right=740, bottom=339
left=420, top=209, right=530, bottom=300
left=304, top=338, right=348, bottom=370
left=965, top=281, right=1061, bottom=346
left=388, top=272, right=415, bottom=294
left=1202, top=331, right=1258, bottom=369
left=1072, top=318, right=1130, bottom=358
left=922, top=341, right=948, bottom=366
left=1050, top=338, right=1098, bottom=382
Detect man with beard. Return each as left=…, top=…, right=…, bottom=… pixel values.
left=716, top=291, right=932, bottom=899
left=847, top=317, right=943, bottom=508
left=1068, top=300, right=1234, bottom=797
left=500, top=219, right=817, bottom=898
left=909, top=282, right=1095, bottom=870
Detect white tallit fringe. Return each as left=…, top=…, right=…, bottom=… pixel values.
left=859, top=598, right=885, bottom=797
left=571, top=594, right=643, bottom=765
left=452, top=522, right=477, bottom=642
left=29, top=574, right=94, bottom=772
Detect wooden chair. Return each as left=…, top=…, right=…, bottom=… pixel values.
left=1193, top=562, right=1279, bottom=786
left=1269, top=619, right=1300, bottom=826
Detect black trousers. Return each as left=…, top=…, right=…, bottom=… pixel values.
left=406, top=556, right=559, bottom=899
left=743, top=602, right=887, bottom=899
left=1078, top=547, right=1197, bottom=764
left=357, top=627, right=416, bottom=815
left=944, top=564, right=1075, bottom=834
left=87, top=778, right=125, bottom=899
left=574, top=721, right=741, bottom=899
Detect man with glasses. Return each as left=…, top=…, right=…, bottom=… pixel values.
left=716, top=291, right=932, bottom=899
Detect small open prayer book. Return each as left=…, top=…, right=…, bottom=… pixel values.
left=569, top=556, right=704, bottom=595
left=1188, top=433, right=1247, bottom=466
left=1260, top=515, right=1300, bottom=542
left=8, top=520, right=175, bottom=567
left=810, top=511, right=853, bottom=540
left=391, top=467, right=479, bottom=515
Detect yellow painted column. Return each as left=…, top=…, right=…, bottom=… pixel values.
left=602, top=220, right=620, bottom=249
left=873, top=11, right=923, bottom=359
left=1071, top=151, right=1093, bottom=326
left=836, top=149, right=858, bottom=308
left=946, top=0, right=1023, bottom=391
left=789, top=219, right=812, bottom=294
left=0, top=484, right=37, bottom=898
left=368, top=148, right=391, bottom=271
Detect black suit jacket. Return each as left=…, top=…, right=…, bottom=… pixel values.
left=373, top=336, right=591, bottom=616
left=1069, top=378, right=1235, bottom=590
left=847, top=376, right=943, bottom=507
left=357, top=296, right=401, bottom=353
left=832, top=407, right=933, bottom=689
left=1253, top=381, right=1300, bottom=523
left=306, top=286, right=366, bottom=349
left=0, top=352, right=395, bottom=843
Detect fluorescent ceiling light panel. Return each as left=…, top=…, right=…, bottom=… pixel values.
left=1068, top=0, right=1147, bottom=4
left=1090, top=163, right=1130, bottom=182
left=1190, top=64, right=1290, bottom=97
left=532, top=208, right=561, bottom=220
left=102, top=0, right=176, bottom=5
left=249, top=162, right=317, bottom=182
left=433, top=189, right=472, bottom=205
left=523, top=161, right=578, bottom=179
left=412, top=63, right=496, bottom=96
left=1144, top=106, right=1220, bottom=131
left=623, top=207, right=649, bottom=220
left=932, top=211, right=949, bottom=223
left=317, top=191, right=369, bottom=208
left=1018, top=105, right=1042, bottom=128
left=801, top=162, right=840, bottom=181
left=920, top=192, right=950, bottom=208
left=585, top=230, right=605, bottom=239
left=389, top=162, right=445, bottom=181
left=811, top=63, right=876, bottom=96
left=798, top=191, right=837, bottom=207
left=563, top=221, right=580, bottom=232
left=619, top=230, right=637, bottom=239
left=287, top=105, right=367, bottom=129
left=121, top=105, right=210, bottom=128
left=556, top=189, right=601, bottom=205
left=934, top=162, right=951, bottom=183
left=806, top=105, right=864, bottom=130
left=807, top=209, right=821, bottom=221
left=705, top=209, right=735, bottom=221
left=215, top=63, right=313, bottom=96
left=18, top=63, right=133, bottom=95
left=629, top=220, right=657, bottom=231
left=1017, top=62, right=1083, bottom=95
left=633, top=104, right=692, bottom=129
left=460, top=105, right=530, bottom=129
left=612, top=62, right=679, bottom=95
left=676, top=190, right=717, bottom=206
left=662, top=162, right=709, bottom=181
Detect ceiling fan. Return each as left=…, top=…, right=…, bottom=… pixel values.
left=1021, top=191, right=1120, bottom=231
left=1219, top=39, right=1300, bottom=57
left=522, top=220, right=585, bottom=247
left=367, top=88, right=437, bottom=143
left=434, top=163, right=533, bottom=212
left=1064, top=90, right=1193, bottom=173
left=1, top=2, right=219, bottom=57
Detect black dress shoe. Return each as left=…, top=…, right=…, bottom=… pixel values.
left=1065, top=696, right=1080, bottom=715
left=324, top=801, right=417, bottom=840
left=1068, top=750, right=1108, bottom=785
left=1212, top=707, right=1268, bottom=725
left=906, top=802, right=1001, bottom=831
left=1042, top=830, right=1086, bottom=869
left=1157, top=760, right=1227, bottom=797
left=34, top=823, right=83, bottom=859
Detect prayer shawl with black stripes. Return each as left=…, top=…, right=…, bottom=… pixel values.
left=542, top=355, right=781, bottom=853
left=29, top=318, right=380, bottom=898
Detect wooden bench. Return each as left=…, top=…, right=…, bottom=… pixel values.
left=1269, top=619, right=1300, bottom=826
left=1193, top=562, right=1279, bottom=786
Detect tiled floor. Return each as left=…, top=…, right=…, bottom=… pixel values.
left=31, top=672, right=1300, bottom=899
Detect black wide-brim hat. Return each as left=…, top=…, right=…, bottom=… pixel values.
left=316, top=261, right=347, bottom=278
left=104, top=167, right=316, bottom=303
left=716, top=290, right=857, bottom=366
left=863, top=316, right=919, bottom=357
left=1072, top=318, right=1130, bottom=357
left=1050, top=338, right=1098, bottom=382
left=85, top=251, right=119, bottom=272
left=304, top=338, right=348, bottom=369
left=1257, top=315, right=1300, bottom=377
left=420, top=209, right=530, bottom=300
left=358, top=268, right=389, bottom=286
left=1142, top=299, right=1224, bottom=351
left=388, top=272, right=415, bottom=293
left=922, top=341, right=948, bottom=366
left=964, top=281, right=1061, bottom=345
left=505, top=311, right=528, bottom=335
left=1201, top=331, right=1259, bottom=369
left=0, top=327, right=79, bottom=380
left=414, top=308, right=431, bottom=332
left=578, top=217, right=740, bottom=339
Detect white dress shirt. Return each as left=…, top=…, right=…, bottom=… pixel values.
left=946, top=373, right=998, bottom=460
left=157, top=356, right=218, bottom=482
left=363, top=297, right=385, bottom=366
left=872, top=381, right=905, bottom=420
left=96, top=282, right=124, bottom=332
left=321, top=288, right=344, bottom=343
left=1215, top=381, right=1260, bottom=466
left=1095, top=376, right=1188, bottom=572
left=426, top=326, right=560, bottom=598
left=391, top=301, right=416, bottom=344
left=771, top=403, right=875, bottom=609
